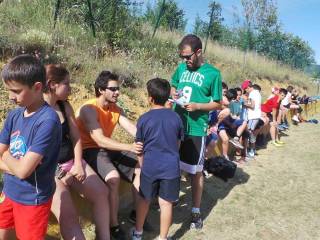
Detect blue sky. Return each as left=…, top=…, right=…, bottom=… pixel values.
left=144, top=0, right=319, bottom=64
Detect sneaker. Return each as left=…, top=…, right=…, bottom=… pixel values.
left=292, top=115, right=300, bottom=123
left=229, top=137, right=244, bottom=149
left=130, top=228, right=142, bottom=240
left=190, top=212, right=203, bottom=229
left=276, top=140, right=285, bottom=145
left=247, top=149, right=255, bottom=158
left=271, top=141, right=283, bottom=147
left=110, top=225, right=126, bottom=240
left=277, top=125, right=285, bottom=131
left=129, top=210, right=154, bottom=232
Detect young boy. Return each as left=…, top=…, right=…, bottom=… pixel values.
left=0, top=54, right=61, bottom=239
left=132, top=78, right=184, bottom=240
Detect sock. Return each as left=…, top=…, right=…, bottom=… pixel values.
left=134, top=229, right=143, bottom=235
left=158, top=237, right=167, bottom=240
left=192, top=207, right=200, bottom=214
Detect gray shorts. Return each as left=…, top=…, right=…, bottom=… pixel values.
left=83, top=148, right=137, bottom=183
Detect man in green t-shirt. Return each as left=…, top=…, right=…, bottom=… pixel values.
left=171, top=34, right=222, bottom=229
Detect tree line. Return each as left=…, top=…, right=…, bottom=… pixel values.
left=51, top=0, right=315, bottom=70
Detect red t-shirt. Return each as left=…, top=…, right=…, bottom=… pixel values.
left=261, top=95, right=280, bottom=113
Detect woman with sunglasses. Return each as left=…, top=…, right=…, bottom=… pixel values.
left=44, top=64, right=110, bottom=240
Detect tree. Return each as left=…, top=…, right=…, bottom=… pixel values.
left=144, top=0, right=187, bottom=32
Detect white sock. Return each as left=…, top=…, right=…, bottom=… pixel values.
left=191, top=207, right=200, bottom=214
left=134, top=229, right=143, bottom=235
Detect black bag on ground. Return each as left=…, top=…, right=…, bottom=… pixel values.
left=204, top=156, right=237, bottom=182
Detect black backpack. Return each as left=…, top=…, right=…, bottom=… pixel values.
left=204, top=156, right=237, bottom=182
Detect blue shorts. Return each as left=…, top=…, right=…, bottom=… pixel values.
left=206, top=132, right=218, bottom=146
left=139, top=173, right=180, bottom=202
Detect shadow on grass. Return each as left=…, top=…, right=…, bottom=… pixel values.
left=129, top=167, right=250, bottom=240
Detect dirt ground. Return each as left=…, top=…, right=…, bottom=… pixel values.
left=3, top=107, right=318, bottom=240
left=116, top=115, right=320, bottom=240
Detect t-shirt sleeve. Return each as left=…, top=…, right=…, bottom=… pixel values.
left=135, top=118, right=143, bottom=142
left=28, top=119, right=61, bottom=157
left=0, top=111, right=14, bottom=145
left=171, top=66, right=180, bottom=88
left=211, top=71, right=222, bottom=101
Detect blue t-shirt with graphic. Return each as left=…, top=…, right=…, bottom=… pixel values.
left=136, top=108, right=184, bottom=180
left=0, top=103, right=61, bottom=205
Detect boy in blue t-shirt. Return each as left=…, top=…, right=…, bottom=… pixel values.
left=0, top=54, right=61, bottom=239
left=131, top=78, right=184, bottom=240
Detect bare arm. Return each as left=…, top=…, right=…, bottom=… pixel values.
left=118, top=108, right=136, bottom=137
left=0, top=143, right=11, bottom=173
left=184, top=101, right=221, bottom=112
left=79, top=105, right=142, bottom=154
left=2, top=150, right=42, bottom=179
left=64, top=102, right=85, bottom=181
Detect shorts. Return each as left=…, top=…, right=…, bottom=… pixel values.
left=139, top=173, right=180, bottom=202
left=55, top=159, right=87, bottom=180
left=206, top=132, right=218, bottom=146
left=218, top=117, right=244, bottom=137
left=0, top=193, right=52, bottom=240
left=247, top=119, right=264, bottom=131
left=283, top=103, right=291, bottom=109
left=83, top=148, right=137, bottom=183
left=179, top=135, right=206, bottom=174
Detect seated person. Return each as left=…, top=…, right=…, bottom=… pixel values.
left=44, top=65, right=110, bottom=240
left=76, top=71, right=143, bottom=239
left=261, top=88, right=287, bottom=147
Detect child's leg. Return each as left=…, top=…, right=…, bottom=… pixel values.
left=135, top=195, right=151, bottom=232
left=68, top=163, right=110, bottom=240
left=219, top=130, right=229, bottom=159
left=0, top=229, right=14, bottom=240
left=158, top=197, right=173, bottom=239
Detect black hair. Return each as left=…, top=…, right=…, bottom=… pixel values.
left=279, top=88, right=288, bottom=95
left=1, top=54, right=46, bottom=87
left=146, top=78, right=171, bottom=106
left=252, top=84, right=261, bottom=91
left=222, top=82, right=228, bottom=90
left=235, top=87, right=242, bottom=93
left=178, top=34, right=202, bottom=52
left=225, top=88, right=237, bottom=101
left=94, top=70, right=119, bottom=97
left=287, top=85, right=293, bottom=92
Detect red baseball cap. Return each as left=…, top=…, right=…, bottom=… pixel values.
left=241, top=79, right=251, bottom=90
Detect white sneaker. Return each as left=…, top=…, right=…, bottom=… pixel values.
left=292, top=115, right=300, bottom=122
left=229, top=138, right=244, bottom=149
left=130, top=228, right=142, bottom=240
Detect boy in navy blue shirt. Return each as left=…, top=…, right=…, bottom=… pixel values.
left=0, top=54, right=61, bottom=239
left=131, top=78, right=184, bottom=240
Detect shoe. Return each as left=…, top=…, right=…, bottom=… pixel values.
left=229, top=137, right=244, bottom=149
left=292, top=115, right=300, bottom=123
left=247, top=149, right=255, bottom=158
left=271, top=141, right=283, bottom=147
left=190, top=212, right=203, bottom=229
left=129, top=210, right=154, bottom=232
left=130, top=228, right=142, bottom=240
left=110, top=225, right=126, bottom=240
left=276, top=140, right=285, bottom=145
left=277, top=125, right=285, bottom=131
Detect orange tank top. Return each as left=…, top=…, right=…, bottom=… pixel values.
left=76, top=98, right=121, bottom=149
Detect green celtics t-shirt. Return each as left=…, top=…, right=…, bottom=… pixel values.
left=171, top=62, right=222, bottom=136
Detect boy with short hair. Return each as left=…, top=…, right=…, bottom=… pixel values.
left=0, top=54, right=61, bottom=239
left=131, top=78, right=184, bottom=240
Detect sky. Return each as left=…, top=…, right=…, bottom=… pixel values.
left=144, top=0, right=320, bottom=64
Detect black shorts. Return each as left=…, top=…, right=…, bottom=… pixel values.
left=139, top=173, right=180, bottom=202
left=179, top=135, right=206, bottom=174
left=83, top=148, right=137, bottom=183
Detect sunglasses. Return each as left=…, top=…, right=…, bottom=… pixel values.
left=106, top=86, right=120, bottom=92
left=179, top=52, right=195, bottom=60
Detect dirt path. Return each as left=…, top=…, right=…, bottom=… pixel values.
left=135, top=116, right=320, bottom=240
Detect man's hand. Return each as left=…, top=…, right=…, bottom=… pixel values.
left=183, top=103, right=199, bottom=112
left=69, top=162, right=86, bottom=182
left=131, top=142, right=143, bottom=155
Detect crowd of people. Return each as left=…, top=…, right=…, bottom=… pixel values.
left=0, top=34, right=314, bottom=240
